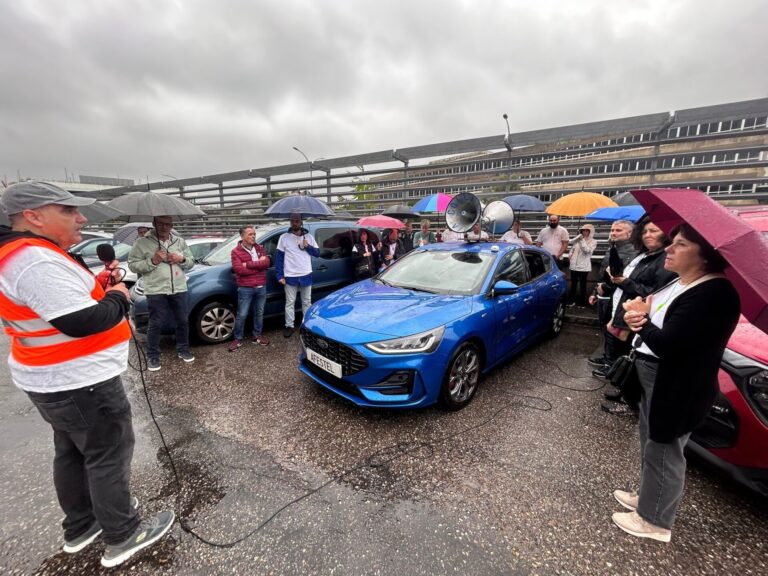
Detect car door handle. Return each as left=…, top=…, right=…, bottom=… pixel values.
left=523, top=297, right=533, bottom=303
left=316, top=265, right=328, bottom=271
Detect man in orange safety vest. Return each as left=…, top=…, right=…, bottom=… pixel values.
left=0, top=182, right=174, bottom=568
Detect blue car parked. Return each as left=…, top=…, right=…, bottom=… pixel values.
left=130, top=221, right=378, bottom=343
left=299, top=242, right=567, bottom=410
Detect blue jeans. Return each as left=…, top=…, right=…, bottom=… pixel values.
left=26, top=376, right=140, bottom=545
left=234, top=285, right=267, bottom=340
left=146, top=292, right=190, bottom=361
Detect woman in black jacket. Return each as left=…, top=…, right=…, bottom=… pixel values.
left=611, top=223, right=740, bottom=543
left=351, top=229, right=379, bottom=280
left=599, top=218, right=677, bottom=387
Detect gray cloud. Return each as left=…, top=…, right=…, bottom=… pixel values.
left=1, top=0, right=767, bottom=183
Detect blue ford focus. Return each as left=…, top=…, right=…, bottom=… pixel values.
left=299, top=242, right=567, bottom=410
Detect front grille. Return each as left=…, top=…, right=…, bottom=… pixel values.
left=300, top=328, right=368, bottom=376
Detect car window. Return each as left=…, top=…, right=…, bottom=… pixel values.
left=494, top=251, right=527, bottom=285
left=259, top=234, right=280, bottom=264
left=113, top=243, right=132, bottom=260
left=315, top=227, right=354, bottom=260
left=523, top=251, right=548, bottom=280
left=379, top=249, right=496, bottom=295
left=189, top=243, right=209, bottom=260
left=203, top=224, right=283, bottom=265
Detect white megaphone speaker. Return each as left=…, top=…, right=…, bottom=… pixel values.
left=481, top=200, right=515, bottom=235
left=445, top=193, right=482, bottom=233
left=446, top=193, right=516, bottom=240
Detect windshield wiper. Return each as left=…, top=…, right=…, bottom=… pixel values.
left=376, top=278, right=393, bottom=287
left=397, top=284, right=440, bottom=294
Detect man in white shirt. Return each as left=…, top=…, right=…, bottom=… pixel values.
left=275, top=213, right=320, bottom=338
left=500, top=218, right=533, bottom=245
left=0, top=182, right=174, bottom=568
left=465, top=222, right=489, bottom=241
left=536, top=215, right=569, bottom=261
left=440, top=227, right=462, bottom=242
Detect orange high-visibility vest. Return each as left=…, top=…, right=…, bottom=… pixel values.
left=0, top=237, right=131, bottom=367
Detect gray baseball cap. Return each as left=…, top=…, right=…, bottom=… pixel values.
left=1, top=181, right=95, bottom=216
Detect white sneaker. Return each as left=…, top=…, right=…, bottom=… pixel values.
left=612, top=511, right=671, bottom=543
left=613, top=489, right=638, bottom=511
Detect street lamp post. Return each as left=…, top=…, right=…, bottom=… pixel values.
left=502, top=113, right=512, bottom=195
left=292, top=146, right=312, bottom=195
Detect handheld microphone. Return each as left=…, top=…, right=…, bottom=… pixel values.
left=96, top=243, right=116, bottom=264
left=95, top=243, right=124, bottom=286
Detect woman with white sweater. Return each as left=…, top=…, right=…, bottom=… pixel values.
left=567, top=223, right=596, bottom=306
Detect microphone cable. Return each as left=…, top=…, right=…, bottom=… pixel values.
left=127, top=326, right=602, bottom=549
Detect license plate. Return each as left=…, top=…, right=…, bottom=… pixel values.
left=307, top=348, right=343, bottom=378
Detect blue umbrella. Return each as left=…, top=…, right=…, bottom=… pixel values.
left=585, top=205, right=645, bottom=222
left=264, top=194, right=335, bottom=218
left=503, top=194, right=546, bottom=212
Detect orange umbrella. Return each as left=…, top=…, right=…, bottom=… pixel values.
left=546, top=192, right=617, bottom=217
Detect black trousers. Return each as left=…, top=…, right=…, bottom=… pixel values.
left=26, top=376, right=140, bottom=545
left=568, top=270, right=589, bottom=305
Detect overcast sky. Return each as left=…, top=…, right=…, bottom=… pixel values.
left=2, top=0, right=767, bottom=185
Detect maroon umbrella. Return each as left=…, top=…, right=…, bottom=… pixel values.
left=631, top=188, right=768, bottom=333
left=355, top=215, right=406, bottom=229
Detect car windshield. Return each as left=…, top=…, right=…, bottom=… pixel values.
left=201, top=224, right=283, bottom=265
left=378, top=249, right=496, bottom=295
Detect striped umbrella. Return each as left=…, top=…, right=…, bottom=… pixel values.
left=412, top=193, right=455, bottom=213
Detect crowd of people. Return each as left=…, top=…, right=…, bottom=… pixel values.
left=0, top=182, right=743, bottom=557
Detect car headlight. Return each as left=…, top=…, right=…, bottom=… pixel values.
left=747, top=369, right=768, bottom=418
left=365, top=326, right=445, bottom=355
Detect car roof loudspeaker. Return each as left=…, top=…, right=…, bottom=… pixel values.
left=446, top=193, right=482, bottom=233
left=482, top=200, right=514, bottom=235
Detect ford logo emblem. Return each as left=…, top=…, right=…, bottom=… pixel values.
left=316, top=339, right=329, bottom=350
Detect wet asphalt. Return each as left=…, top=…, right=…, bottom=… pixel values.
left=1, top=318, right=767, bottom=576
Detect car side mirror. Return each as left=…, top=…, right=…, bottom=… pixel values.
left=492, top=280, right=519, bottom=297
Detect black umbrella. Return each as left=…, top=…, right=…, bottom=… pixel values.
left=264, top=194, right=335, bottom=218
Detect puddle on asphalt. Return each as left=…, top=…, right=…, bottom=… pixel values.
left=154, top=432, right=227, bottom=521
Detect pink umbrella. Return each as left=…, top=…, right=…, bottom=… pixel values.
left=631, top=188, right=768, bottom=333
left=355, top=215, right=406, bottom=229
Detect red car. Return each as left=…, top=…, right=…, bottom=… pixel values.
left=687, top=206, right=768, bottom=496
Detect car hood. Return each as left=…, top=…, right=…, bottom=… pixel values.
left=728, top=316, right=768, bottom=365
left=312, top=280, right=472, bottom=337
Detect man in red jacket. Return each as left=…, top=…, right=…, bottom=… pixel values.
left=229, top=225, right=271, bottom=351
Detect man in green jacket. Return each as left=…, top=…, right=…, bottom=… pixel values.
left=128, top=215, right=195, bottom=371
